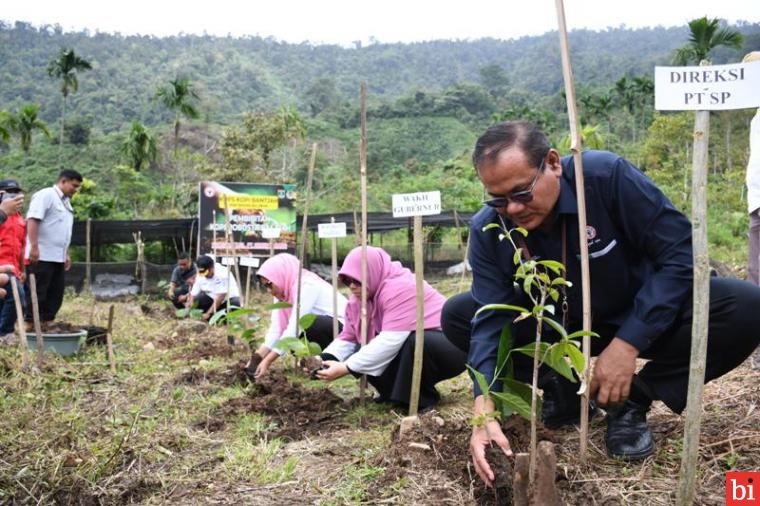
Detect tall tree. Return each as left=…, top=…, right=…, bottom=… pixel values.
left=121, top=121, right=158, bottom=171
left=0, top=110, right=15, bottom=144
left=673, top=17, right=743, bottom=65
left=47, top=48, right=92, bottom=151
left=14, top=104, right=51, bottom=153
left=156, top=77, right=200, bottom=156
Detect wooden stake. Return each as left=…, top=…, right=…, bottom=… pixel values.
left=330, top=217, right=339, bottom=341
left=408, top=215, right=426, bottom=416
left=10, top=278, right=29, bottom=370
left=106, top=305, right=116, bottom=374
left=85, top=218, right=92, bottom=293
left=459, top=234, right=470, bottom=293
left=295, top=143, right=318, bottom=341
left=359, top=82, right=370, bottom=402
left=29, top=274, right=45, bottom=370
left=676, top=68, right=712, bottom=506
left=245, top=264, right=252, bottom=308
left=555, top=0, right=593, bottom=462
left=222, top=194, right=244, bottom=307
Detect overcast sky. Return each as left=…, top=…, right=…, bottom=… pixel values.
left=3, top=0, right=758, bottom=45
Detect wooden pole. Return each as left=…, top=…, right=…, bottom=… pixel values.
left=676, top=65, right=712, bottom=506
left=295, top=143, right=318, bottom=341
left=29, top=274, right=44, bottom=369
left=10, top=278, right=29, bottom=370
left=555, top=0, right=593, bottom=462
left=359, top=82, right=370, bottom=402
left=245, top=265, right=252, bottom=308
left=330, top=217, right=339, bottom=341
left=459, top=234, right=470, bottom=293
left=222, top=194, right=244, bottom=307
left=268, top=238, right=275, bottom=258
left=212, top=209, right=218, bottom=258
left=106, top=305, right=116, bottom=374
left=408, top=215, right=426, bottom=416
left=85, top=218, right=92, bottom=293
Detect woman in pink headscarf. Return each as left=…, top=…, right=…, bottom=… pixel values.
left=247, top=253, right=347, bottom=378
left=311, top=246, right=467, bottom=410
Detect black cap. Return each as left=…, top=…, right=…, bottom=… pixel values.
left=0, top=179, right=24, bottom=192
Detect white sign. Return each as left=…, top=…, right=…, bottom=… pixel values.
left=219, top=256, right=235, bottom=266
left=261, top=226, right=281, bottom=239
left=318, top=222, right=347, bottom=239
left=655, top=60, right=760, bottom=111
left=392, top=191, right=442, bottom=218
left=239, top=257, right=260, bottom=268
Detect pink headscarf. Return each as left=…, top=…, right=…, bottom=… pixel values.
left=337, top=246, right=445, bottom=344
left=257, top=253, right=326, bottom=335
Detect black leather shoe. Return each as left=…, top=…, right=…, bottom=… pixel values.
left=605, top=399, right=654, bottom=459
left=540, top=370, right=593, bottom=429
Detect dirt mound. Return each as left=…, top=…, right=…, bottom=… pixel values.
left=195, top=374, right=348, bottom=439
left=40, top=321, right=81, bottom=333
left=175, top=361, right=251, bottom=387
left=171, top=334, right=240, bottom=361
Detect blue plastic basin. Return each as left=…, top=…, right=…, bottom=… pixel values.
left=26, top=330, right=87, bottom=356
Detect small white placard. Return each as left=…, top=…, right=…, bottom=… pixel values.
left=318, top=222, right=347, bottom=239
left=655, top=60, right=760, bottom=111
left=392, top=191, right=442, bottom=218
left=239, top=257, right=260, bottom=268
left=219, top=256, right=235, bottom=266
left=261, top=226, right=281, bottom=239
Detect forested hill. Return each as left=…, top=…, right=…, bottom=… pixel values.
left=2, top=20, right=759, bottom=131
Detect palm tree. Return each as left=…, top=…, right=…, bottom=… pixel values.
left=156, top=77, right=200, bottom=156
left=121, top=121, right=158, bottom=171
left=47, top=48, right=92, bottom=150
left=674, top=17, right=743, bottom=65
left=0, top=110, right=15, bottom=144
left=15, top=104, right=51, bottom=153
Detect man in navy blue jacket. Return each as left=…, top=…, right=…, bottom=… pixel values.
left=442, top=121, right=760, bottom=487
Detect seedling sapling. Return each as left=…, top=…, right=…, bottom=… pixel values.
left=470, top=222, right=597, bottom=484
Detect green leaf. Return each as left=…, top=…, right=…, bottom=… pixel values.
left=241, top=328, right=257, bottom=340
left=266, top=301, right=293, bottom=310
left=189, top=309, right=204, bottom=319
left=514, top=342, right=550, bottom=360
left=482, top=223, right=501, bottom=232
left=175, top=308, right=189, bottom=318
left=208, top=310, right=228, bottom=326
left=475, top=303, right=530, bottom=316
left=502, top=377, right=542, bottom=419
left=537, top=260, right=565, bottom=275
left=307, top=341, right=322, bottom=356
left=564, top=341, right=586, bottom=374
left=513, top=247, right=522, bottom=265
left=567, top=329, right=600, bottom=340
left=549, top=288, right=560, bottom=303
left=277, top=337, right=301, bottom=351
left=495, top=324, right=514, bottom=380
left=466, top=365, right=492, bottom=400
left=224, top=308, right=257, bottom=321
left=492, top=390, right=532, bottom=420
left=538, top=315, right=568, bottom=340
left=299, top=313, right=317, bottom=331
left=514, top=227, right=528, bottom=237
left=544, top=343, right=575, bottom=382
left=522, top=274, right=535, bottom=296
left=551, top=277, right=569, bottom=287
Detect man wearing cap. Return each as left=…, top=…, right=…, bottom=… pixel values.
left=0, top=180, right=27, bottom=344
left=186, top=255, right=240, bottom=321
left=24, top=169, right=82, bottom=325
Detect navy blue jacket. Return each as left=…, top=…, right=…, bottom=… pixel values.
left=468, top=150, right=693, bottom=396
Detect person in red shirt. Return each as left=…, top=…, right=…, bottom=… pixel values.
left=0, top=179, right=27, bottom=342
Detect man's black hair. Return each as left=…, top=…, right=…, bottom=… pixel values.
left=472, top=121, right=550, bottom=171
left=58, top=169, right=84, bottom=182
left=196, top=255, right=215, bottom=270
left=178, top=251, right=191, bottom=261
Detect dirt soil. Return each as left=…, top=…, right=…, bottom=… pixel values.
left=39, top=321, right=82, bottom=333
left=195, top=373, right=350, bottom=440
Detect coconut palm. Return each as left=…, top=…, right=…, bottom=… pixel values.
left=156, top=77, right=200, bottom=156
left=0, top=110, right=15, bottom=144
left=121, top=121, right=158, bottom=171
left=47, top=48, right=92, bottom=149
left=674, top=17, right=743, bottom=65
left=15, top=104, right=51, bottom=153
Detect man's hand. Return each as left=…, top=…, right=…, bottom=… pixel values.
left=202, top=311, right=212, bottom=321
left=18, top=270, right=26, bottom=284
left=28, top=245, right=40, bottom=265
left=0, top=194, right=23, bottom=216
left=64, top=253, right=71, bottom=271
left=315, top=360, right=348, bottom=381
left=589, top=337, right=639, bottom=407
left=470, top=395, right=512, bottom=487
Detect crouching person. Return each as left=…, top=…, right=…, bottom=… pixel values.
left=186, top=255, right=240, bottom=322
left=167, top=252, right=196, bottom=309
left=305, top=246, right=467, bottom=411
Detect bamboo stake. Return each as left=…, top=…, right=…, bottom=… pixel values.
left=359, top=82, right=370, bottom=402
left=458, top=234, right=471, bottom=293
left=10, top=278, right=29, bottom=370
left=222, top=194, right=244, bottom=307
left=295, top=143, right=318, bottom=342
left=85, top=218, right=92, bottom=293
left=29, top=274, right=44, bottom=369
left=245, top=264, right=252, bottom=308
left=676, top=64, right=712, bottom=506
left=408, top=215, right=426, bottom=416
left=106, top=305, right=116, bottom=374
left=330, top=217, right=339, bottom=341
left=555, top=0, right=593, bottom=462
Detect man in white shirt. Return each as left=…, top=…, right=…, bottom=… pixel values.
left=25, top=170, right=82, bottom=324
left=744, top=52, right=760, bottom=285
left=186, top=255, right=241, bottom=321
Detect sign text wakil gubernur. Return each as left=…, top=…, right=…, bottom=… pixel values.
left=392, top=191, right=442, bottom=218
left=655, top=60, right=760, bottom=111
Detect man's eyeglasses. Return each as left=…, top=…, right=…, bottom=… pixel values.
left=340, top=276, right=361, bottom=288
left=482, top=155, right=547, bottom=208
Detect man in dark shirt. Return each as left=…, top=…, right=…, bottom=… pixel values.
left=168, top=252, right=196, bottom=309
left=442, top=121, right=760, bottom=487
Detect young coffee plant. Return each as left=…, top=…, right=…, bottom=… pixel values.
left=176, top=300, right=204, bottom=320
left=469, top=221, right=597, bottom=482
left=250, top=301, right=323, bottom=360
left=209, top=307, right=261, bottom=346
